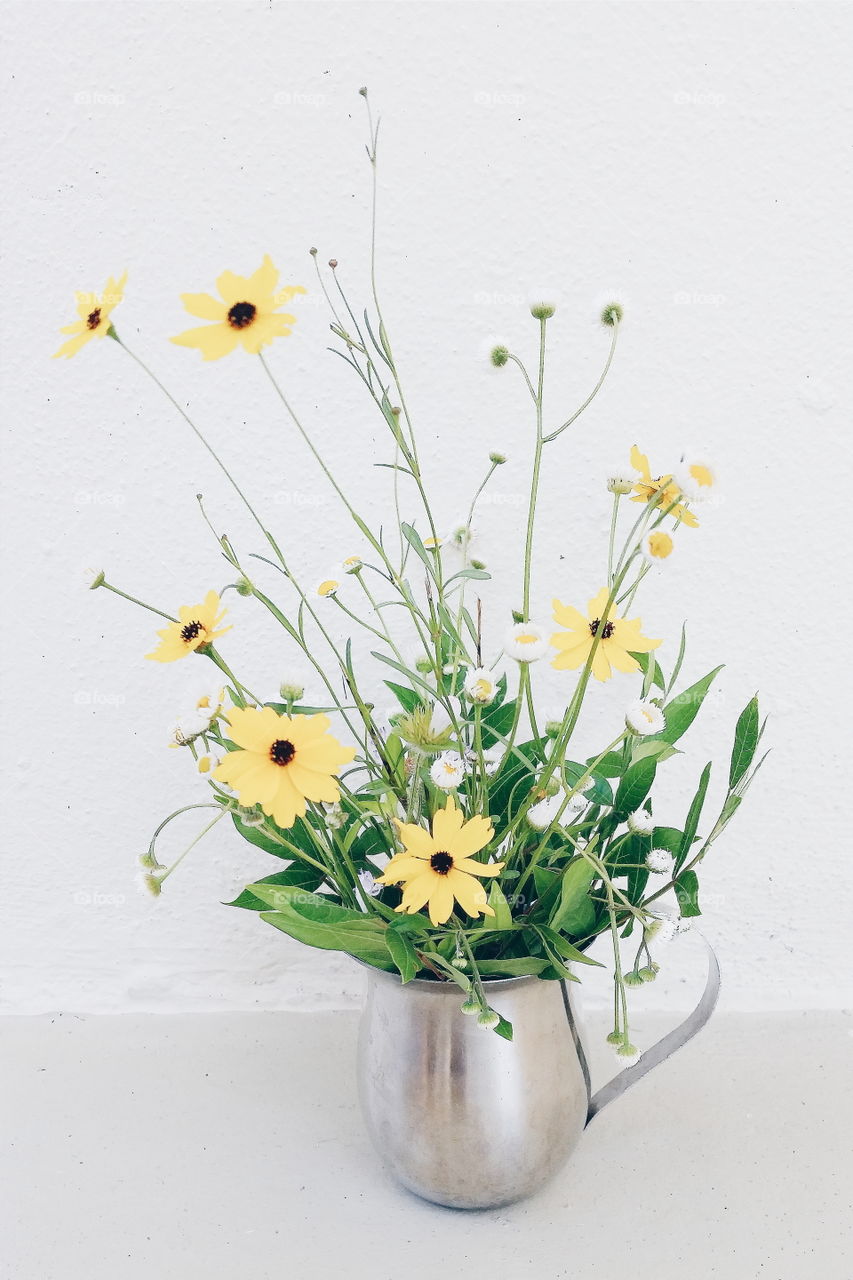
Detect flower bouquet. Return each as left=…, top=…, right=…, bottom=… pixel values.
left=61, top=92, right=765, bottom=1206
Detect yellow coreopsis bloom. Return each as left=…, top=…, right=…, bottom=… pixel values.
left=213, top=707, right=355, bottom=829
left=630, top=445, right=698, bottom=528
left=378, top=795, right=504, bottom=926
left=146, top=591, right=230, bottom=663
left=53, top=271, right=127, bottom=359
left=171, top=255, right=306, bottom=360
left=551, top=587, right=661, bottom=682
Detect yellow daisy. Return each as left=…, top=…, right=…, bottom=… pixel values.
left=213, top=707, right=355, bottom=830
left=171, top=255, right=306, bottom=361
left=53, top=271, right=127, bottom=359
left=551, top=587, right=661, bottom=682
left=630, top=445, right=698, bottom=528
left=378, top=795, right=504, bottom=926
left=146, top=591, right=230, bottom=663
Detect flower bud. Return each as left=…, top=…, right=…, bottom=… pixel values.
left=606, top=473, right=634, bottom=495
left=624, top=970, right=645, bottom=987
left=461, top=996, right=480, bottom=1016
left=490, top=345, right=510, bottom=368
left=477, top=1008, right=500, bottom=1030
left=616, top=1041, right=639, bottom=1058
left=638, top=965, right=658, bottom=982
left=279, top=680, right=305, bottom=702
left=488, top=451, right=506, bottom=465
left=606, top=1030, right=623, bottom=1045
left=530, top=301, right=556, bottom=320
left=600, top=301, right=624, bottom=327
left=88, top=570, right=106, bottom=590
left=470, top=558, right=487, bottom=571
left=234, top=576, right=253, bottom=596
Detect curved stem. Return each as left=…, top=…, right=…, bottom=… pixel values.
left=542, top=321, right=620, bottom=443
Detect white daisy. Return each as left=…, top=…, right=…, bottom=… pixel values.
left=527, top=793, right=565, bottom=831
left=196, top=753, right=221, bottom=775
left=341, top=555, right=363, bottom=574
left=626, top=699, right=665, bottom=736
left=358, top=868, right=382, bottom=898
left=316, top=577, right=340, bottom=598
left=673, top=457, right=716, bottom=504
left=606, top=470, right=634, bottom=495
left=482, top=744, right=504, bottom=776
left=645, top=848, right=675, bottom=875
left=504, top=622, right=549, bottom=663
left=430, top=751, right=467, bottom=790
left=463, top=667, right=499, bottom=704
left=641, top=529, right=675, bottom=565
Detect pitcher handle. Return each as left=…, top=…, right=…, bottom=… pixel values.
left=561, top=931, right=722, bottom=1124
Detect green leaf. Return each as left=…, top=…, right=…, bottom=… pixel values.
left=487, top=882, right=513, bottom=930
left=568, top=760, right=613, bottom=807
left=660, top=665, right=723, bottom=744
left=386, top=928, right=420, bottom=982
left=477, top=957, right=549, bottom=976
left=259, top=898, right=394, bottom=970
left=631, top=650, right=666, bottom=692
left=384, top=680, right=424, bottom=714
left=730, top=695, right=760, bottom=789
left=492, top=1014, right=514, bottom=1041
left=401, top=522, right=437, bottom=580
left=614, top=757, right=657, bottom=815
left=674, top=870, right=701, bottom=917
left=480, top=698, right=518, bottom=749
left=551, top=858, right=597, bottom=935
left=226, top=865, right=324, bottom=911
left=677, top=762, right=712, bottom=873
left=536, top=925, right=604, bottom=967
left=630, top=739, right=680, bottom=766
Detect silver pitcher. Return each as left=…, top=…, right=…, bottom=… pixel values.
left=357, top=939, right=720, bottom=1209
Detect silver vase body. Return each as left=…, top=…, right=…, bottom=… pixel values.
left=357, top=968, right=589, bottom=1209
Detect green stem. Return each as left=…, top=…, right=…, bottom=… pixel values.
left=99, top=580, right=176, bottom=623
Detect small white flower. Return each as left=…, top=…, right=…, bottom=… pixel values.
left=192, top=683, right=226, bottom=720
left=641, top=529, right=675, bottom=565
left=627, top=808, right=655, bottom=836
left=341, top=555, right=363, bottom=574
left=316, top=577, right=340, bottom=598
left=482, top=744, right=504, bottom=776
left=447, top=522, right=475, bottom=552
left=430, top=751, right=467, bottom=790
left=323, top=802, right=346, bottom=830
left=645, top=848, right=675, bottom=875
left=527, top=793, right=565, bottom=831
left=358, top=869, right=382, bottom=898
left=196, top=753, right=221, bottom=775
left=464, top=667, right=499, bottom=704
left=422, top=535, right=445, bottom=552
left=564, top=791, right=588, bottom=816
left=606, top=471, right=635, bottom=495
left=504, top=622, right=549, bottom=663
left=673, top=457, right=716, bottom=504
left=235, top=805, right=264, bottom=827
left=135, top=868, right=164, bottom=898
left=167, top=712, right=210, bottom=747
left=645, top=915, right=678, bottom=944
left=626, top=699, right=665, bottom=736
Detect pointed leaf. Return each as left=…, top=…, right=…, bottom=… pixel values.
left=730, top=695, right=760, bottom=789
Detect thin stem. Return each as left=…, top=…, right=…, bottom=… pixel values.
left=542, top=320, right=620, bottom=443
left=99, top=580, right=176, bottom=623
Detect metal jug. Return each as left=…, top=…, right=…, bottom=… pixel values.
left=357, top=939, right=720, bottom=1209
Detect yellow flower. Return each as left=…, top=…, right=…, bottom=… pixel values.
left=213, top=707, right=355, bottom=829
left=171, top=255, right=306, bottom=361
left=629, top=446, right=698, bottom=528
left=53, top=271, right=127, bottom=359
left=316, top=578, right=340, bottom=598
left=146, top=591, right=230, bottom=663
left=378, top=795, right=503, bottom=926
left=642, top=529, right=675, bottom=562
left=551, top=587, right=661, bottom=682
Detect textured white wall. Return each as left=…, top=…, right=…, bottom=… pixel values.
left=4, top=0, right=852, bottom=1017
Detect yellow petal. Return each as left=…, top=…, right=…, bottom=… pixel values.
left=170, top=323, right=241, bottom=361
left=431, top=795, right=464, bottom=847
left=590, top=646, right=612, bottom=682
left=180, top=292, right=227, bottom=321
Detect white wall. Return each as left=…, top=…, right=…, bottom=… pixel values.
left=4, top=0, right=852, bottom=1017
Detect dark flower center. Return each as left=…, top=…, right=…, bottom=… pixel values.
left=589, top=617, right=614, bottom=640
left=269, top=738, right=296, bottom=766
left=180, top=620, right=205, bottom=643
left=86, top=308, right=102, bottom=330
left=227, top=301, right=257, bottom=329
left=430, top=850, right=454, bottom=875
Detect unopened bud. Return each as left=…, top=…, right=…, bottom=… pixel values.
left=600, top=301, right=624, bottom=327
left=530, top=301, right=556, bottom=320
left=488, top=451, right=506, bottom=465
left=477, top=1008, right=500, bottom=1030
left=490, top=345, right=510, bottom=368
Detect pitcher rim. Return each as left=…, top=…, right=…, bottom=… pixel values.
left=353, top=957, right=554, bottom=993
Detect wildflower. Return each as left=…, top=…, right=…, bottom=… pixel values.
left=490, top=345, right=510, bottom=367
left=504, top=622, right=550, bottom=663
left=627, top=808, right=655, bottom=836
left=88, top=570, right=106, bottom=590
left=316, top=578, right=340, bottom=598
left=645, top=915, right=678, bottom=944
left=527, top=793, right=565, bottom=831
left=378, top=794, right=503, bottom=926
left=196, top=753, right=221, bottom=775
left=551, top=588, right=660, bottom=682
left=358, top=868, right=382, bottom=898
left=323, top=802, right=345, bottom=829
left=674, top=457, right=716, bottom=504
left=626, top=699, right=665, bottom=736
left=235, top=805, right=265, bottom=827
left=395, top=702, right=457, bottom=753
left=430, top=751, right=467, bottom=790
left=607, top=472, right=634, bottom=495
left=213, top=706, right=355, bottom=830
left=341, top=555, right=363, bottom=574
left=616, top=1041, right=639, bottom=1057
left=529, top=300, right=556, bottom=320
left=645, top=848, right=675, bottom=875
left=463, top=667, right=499, bottom=704
left=481, top=744, right=504, bottom=776
left=135, top=869, right=163, bottom=898
left=630, top=446, right=698, bottom=527
left=279, top=679, right=305, bottom=702
left=641, top=529, right=675, bottom=564
left=423, top=535, right=444, bottom=551
left=146, top=591, right=230, bottom=663
left=489, top=451, right=507, bottom=465
left=53, top=272, right=127, bottom=359
left=171, top=255, right=305, bottom=360
left=600, top=301, right=624, bottom=327
left=461, top=996, right=481, bottom=1015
